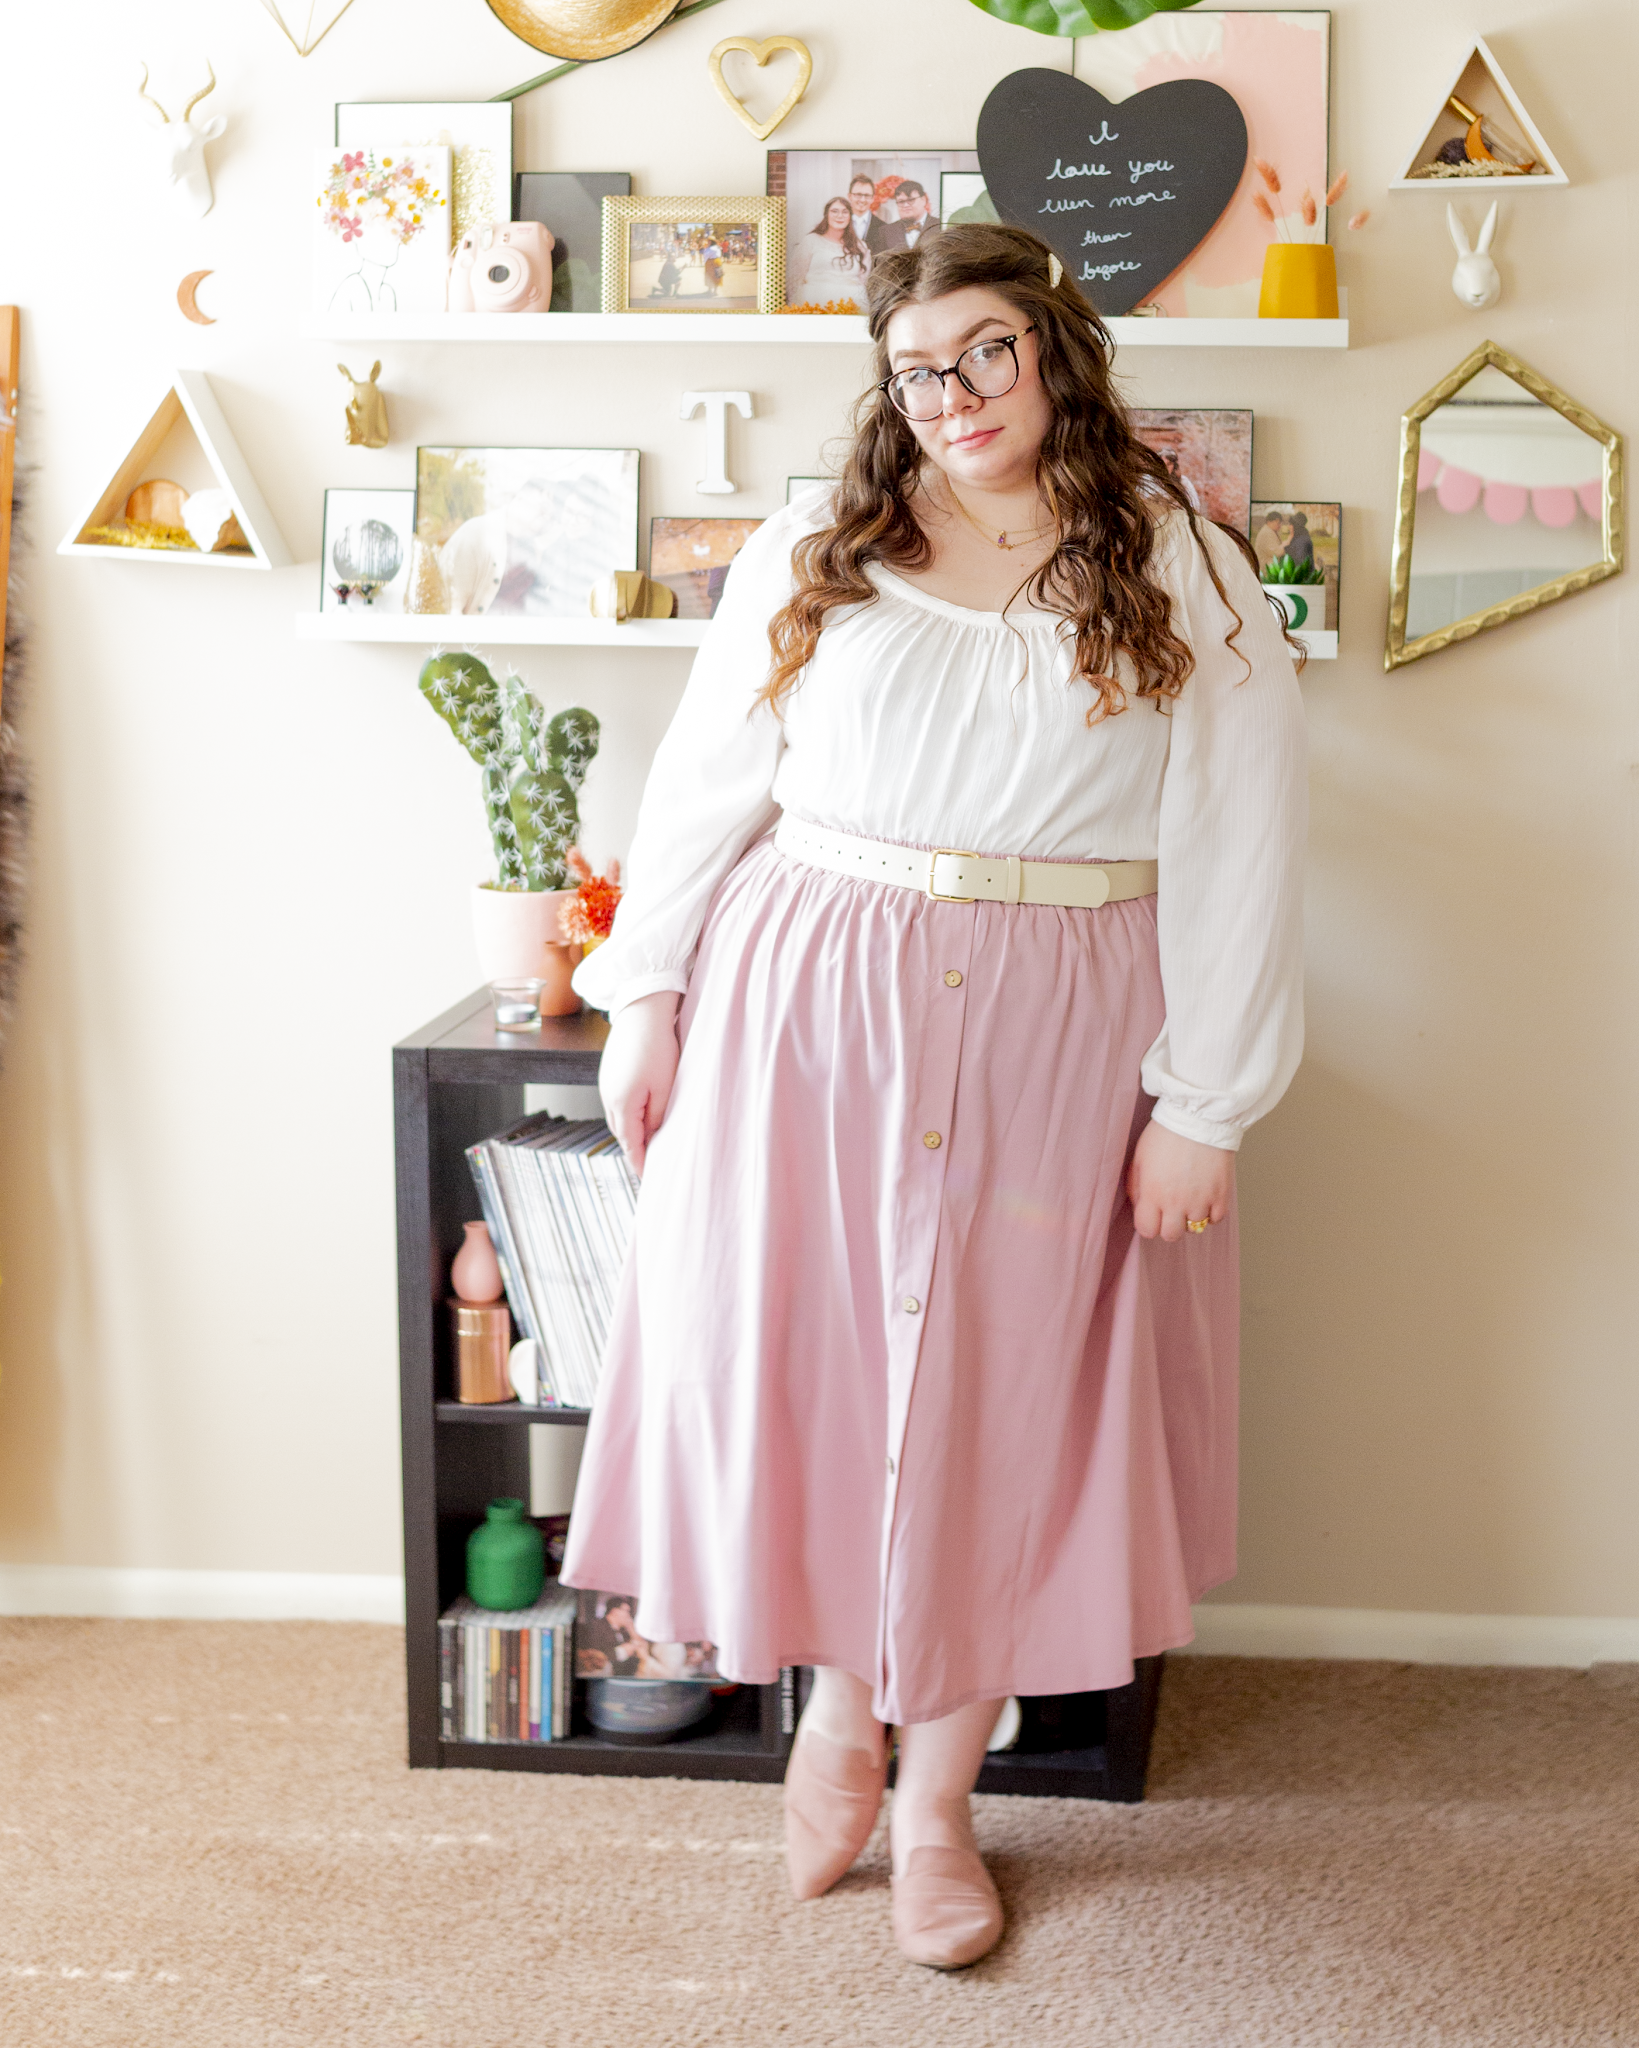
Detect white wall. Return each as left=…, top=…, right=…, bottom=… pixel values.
left=2, top=0, right=1635, bottom=1635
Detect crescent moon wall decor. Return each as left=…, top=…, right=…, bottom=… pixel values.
left=177, top=271, right=216, bottom=325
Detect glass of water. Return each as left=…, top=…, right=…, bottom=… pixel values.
left=489, top=980, right=546, bottom=1031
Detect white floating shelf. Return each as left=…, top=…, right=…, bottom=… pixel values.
left=303, top=312, right=1348, bottom=350
left=298, top=612, right=1340, bottom=656
left=296, top=611, right=709, bottom=648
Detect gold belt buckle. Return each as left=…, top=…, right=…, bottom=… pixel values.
left=926, top=847, right=980, bottom=903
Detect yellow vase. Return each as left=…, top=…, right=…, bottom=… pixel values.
left=1258, top=243, right=1339, bottom=320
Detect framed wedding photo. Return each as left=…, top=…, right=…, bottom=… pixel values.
left=1130, top=408, right=1254, bottom=535
left=601, top=196, right=785, bottom=315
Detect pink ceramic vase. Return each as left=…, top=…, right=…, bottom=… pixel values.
left=451, top=1221, right=504, bottom=1304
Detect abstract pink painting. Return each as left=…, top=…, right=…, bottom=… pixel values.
left=1076, top=11, right=1330, bottom=319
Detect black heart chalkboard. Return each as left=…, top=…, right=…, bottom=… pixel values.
left=977, top=68, right=1247, bottom=317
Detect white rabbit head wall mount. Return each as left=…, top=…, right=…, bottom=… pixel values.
left=1448, top=201, right=1502, bottom=310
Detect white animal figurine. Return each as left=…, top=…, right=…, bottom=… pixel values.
left=1447, top=201, right=1501, bottom=310
left=136, top=63, right=226, bottom=220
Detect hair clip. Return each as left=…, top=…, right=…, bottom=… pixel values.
left=1048, top=252, right=1064, bottom=288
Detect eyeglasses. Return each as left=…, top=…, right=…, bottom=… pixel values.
left=877, top=328, right=1035, bottom=422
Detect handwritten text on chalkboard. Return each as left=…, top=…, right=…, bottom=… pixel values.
left=977, top=68, right=1248, bottom=317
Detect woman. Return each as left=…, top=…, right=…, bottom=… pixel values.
left=790, top=195, right=871, bottom=311
left=702, top=236, right=725, bottom=298
left=563, top=225, right=1306, bottom=1968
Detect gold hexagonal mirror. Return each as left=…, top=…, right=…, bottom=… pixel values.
left=1386, top=341, right=1623, bottom=670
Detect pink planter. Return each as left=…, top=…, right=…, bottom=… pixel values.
left=470, top=884, right=583, bottom=1015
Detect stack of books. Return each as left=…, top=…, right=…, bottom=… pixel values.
left=438, top=1585, right=578, bottom=1743
left=466, top=1114, right=640, bottom=1407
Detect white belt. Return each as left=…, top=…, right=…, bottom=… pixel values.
left=774, top=816, right=1158, bottom=909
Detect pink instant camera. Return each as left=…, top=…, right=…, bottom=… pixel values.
left=447, top=221, right=557, bottom=314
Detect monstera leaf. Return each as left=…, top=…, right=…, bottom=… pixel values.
left=969, top=0, right=1202, bottom=34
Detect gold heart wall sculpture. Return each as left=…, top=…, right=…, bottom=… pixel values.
left=708, top=36, right=812, bottom=141
left=255, top=0, right=358, bottom=56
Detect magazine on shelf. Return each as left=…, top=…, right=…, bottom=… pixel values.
left=466, top=1114, right=640, bottom=1407
left=573, top=1588, right=721, bottom=1682
left=438, top=1585, right=578, bottom=1743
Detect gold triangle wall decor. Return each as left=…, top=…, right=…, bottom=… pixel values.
left=256, top=0, right=358, bottom=58
left=1392, top=37, right=1567, bottom=190
left=58, top=371, right=291, bottom=571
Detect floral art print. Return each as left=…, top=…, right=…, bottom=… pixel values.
left=313, top=144, right=451, bottom=314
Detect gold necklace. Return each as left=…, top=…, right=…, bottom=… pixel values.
left=946, top=484, right=1055, bottom=552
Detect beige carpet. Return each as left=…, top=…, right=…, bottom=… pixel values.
left=2, top=1622, right=1635, bottom=2047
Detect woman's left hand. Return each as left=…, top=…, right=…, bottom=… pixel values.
left=1127, top=1120, right=1235, bottom=1243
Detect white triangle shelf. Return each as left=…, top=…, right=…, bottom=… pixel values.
left=59, top=370, right=291, bottom=570
left=1392, top=38, right=1567, bottom=191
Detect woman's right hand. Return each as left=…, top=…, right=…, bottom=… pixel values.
left=599, top=990, right=682, bottom=1176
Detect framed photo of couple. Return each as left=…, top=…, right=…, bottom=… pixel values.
left=767, top=151, right=979, bottom=312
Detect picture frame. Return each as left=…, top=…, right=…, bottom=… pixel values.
left=768, top=151, right=979, bottom=309
left=1251, top=500, right=1340, bottom=632
left=514, top=172, right=632, bottom=311
left=940, top=171, right=994, bottom=227
left=1130, top=408, right=1254, bottom=535
left=600, top=197, right=785, bottom=315
left=414, top=446, right=638, bottom=617
left=1072, top=11, right=1330, bottom=319
left=314, top=144, right=451, bottom=315
left=649, top=516, right=764, bottom=619
left=334, top=102, right=513, bottom=244
left=320, top=488, right=416, bottom=612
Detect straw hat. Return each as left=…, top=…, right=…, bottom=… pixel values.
left=487, top=0, right=681, bottom=60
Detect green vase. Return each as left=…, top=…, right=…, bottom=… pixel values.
left=466, top=1498, right=546, bottom=1611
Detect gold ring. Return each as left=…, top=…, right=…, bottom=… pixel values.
left=1186, top=1217, right=1210, bottom=1233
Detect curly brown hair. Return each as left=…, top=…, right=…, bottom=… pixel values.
left=764, top=223, right=1279, bottom=723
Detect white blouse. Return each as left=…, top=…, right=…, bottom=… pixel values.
left=574, top=493, right=1308, bottom=1150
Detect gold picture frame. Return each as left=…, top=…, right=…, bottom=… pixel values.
left=601, top=195, right=785, bottom=315
left=1386, top=340, right=1623, bottom=671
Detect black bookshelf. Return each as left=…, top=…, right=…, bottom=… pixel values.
left=395, top=989, right=1163, bottom=1798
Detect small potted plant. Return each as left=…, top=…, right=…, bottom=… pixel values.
left=418, top=651, right=599, bottom=1015
left=1260, top=539, right=1328, bottom=635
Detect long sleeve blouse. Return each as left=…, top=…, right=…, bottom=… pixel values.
left=573, top=495, right=1307, bottom=1150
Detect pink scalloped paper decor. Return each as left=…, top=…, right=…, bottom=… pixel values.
left=1577, top=480, right=1603, bottom=521
left=1483, top=481, right=1528, bottom=526
left=1531, top=486, right=1578, bottom=530
left=1417, top=449, right=1442, bottom=491
left=1436, top=465, right=1483, bottom=516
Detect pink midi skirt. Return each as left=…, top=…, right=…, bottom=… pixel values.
left=561, top=833, right=1239, bottom=1726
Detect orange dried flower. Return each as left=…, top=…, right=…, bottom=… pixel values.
left=1253, top=157, right=1282, bottom=194
left=1252, top=191, right=1277, bottom=225
left=560, top=845, right=623, bottom=947
left=561, top=877, right=622, bottom=947
left=1348, top=209, right=1370, bottom=231
left=1325, top=172, right=1349, bottom=206
left=1300, top=188, right=1317, bottom=227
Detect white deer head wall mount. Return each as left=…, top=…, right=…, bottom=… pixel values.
left=137, top=63, right=227, bottom=220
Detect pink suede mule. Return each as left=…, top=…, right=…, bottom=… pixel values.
left=783, top=1726, right=890, bottom=1900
